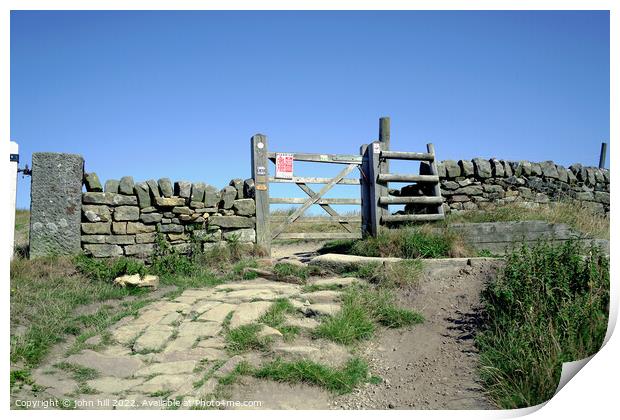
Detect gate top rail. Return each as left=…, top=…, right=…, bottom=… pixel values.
left=380, top=151, right=434, bottom=161
left=267, top=152, right=362, bottom=165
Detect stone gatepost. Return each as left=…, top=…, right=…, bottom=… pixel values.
left=29, top=152, right=84, bottom=258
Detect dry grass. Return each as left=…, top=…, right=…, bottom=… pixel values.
left=445, top=201, right=609, bottom=240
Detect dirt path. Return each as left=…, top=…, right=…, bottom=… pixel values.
left=330, top=258, right=502, bottom=409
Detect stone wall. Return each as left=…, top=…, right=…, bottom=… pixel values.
left=80, top=173, right=256, bottom=258
left=401, top=159, right=610, bottom=215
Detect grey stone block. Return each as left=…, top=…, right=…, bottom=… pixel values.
left=459, top=160, right=474, bottom=177
left=124, top=243, right=155, bottom=257
left=81, top=235, right=106, bottom=244
left=146, top=179, right=161, bottom=199
left=119, top=176, right=135, bottom=195
left=540, top=161, right=559, bottom=179
left=208, top=215, right=255, bottom=228
left=158, top=178, right=174, bottom=198
left=126, top=222, right=156, bottom=234
left=490, top=159, right=504, bottom=177
left=243, top=179, right=255, bottom=199
left=158, top=224, right=184, bottom=233
left=472, top=158, right=492, bottom=178
left=107, top=235, right=136, bottom=245
left=82, top=205, right=112, bottom=223
left=84, top=244, right=123, bottom=258
left=233, top=199, right=256, bottom=216
left=111, top=194, right=138, bottom=206
left=29, top=153, right=84, bottom=258
left=134, top=182, right=152, bottom=208
left=104, top=179, right=120, bottom=193
left=82, top=222, right=111, bottom=235
left=223, top=228, right=256, bottom=242
left=141, top=213, right=163, bottom=224
left=204, top=185, right=220, bottom=207
left=230, top=178, right=244, bottom=199
left=191, top=182, right=206, bottom=202
left=175, top=181, right=192, bottom=198
left=84, top=173, right=103, bottom=192
left=114, top=206, right=140, bottom=221
left=443, top=160, right=461, bottom=178
left=220, top=186, right=237, bottom=209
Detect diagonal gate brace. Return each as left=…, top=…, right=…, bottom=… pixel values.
left=271, top=163, right=358, bottom=239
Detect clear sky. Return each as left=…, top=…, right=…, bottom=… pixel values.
left=11, top=10, right=609, bottom=210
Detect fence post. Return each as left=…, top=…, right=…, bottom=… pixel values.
left=9, top=141, right=19, bottom=260
left=379, top=117, right=390, bottom=175
left=599, top=142, right=607, bottom=169
left=367, top=141, right=388, bottom=237
left=359, top=144, right=370, bottom=236
left=251, top=134, right=271, bottom=255
left=426, top=143, right=445, bottom=217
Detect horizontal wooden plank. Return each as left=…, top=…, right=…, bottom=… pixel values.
left=268, top=152, right=362, bottom=164
left=379, top=196, right=443, bottom=205
left=270, top=197, right=361, bottom=205
left=274, top=232, right=362, bottom=240
left=377, top=174, right=439, bottom=183
left=268, top=176, right=360, bottom=185
left=380, top=151, right=434, bottom=161
left=270, top=216, right=361, bottom=223
left=381, top=214, right=445, bottom=223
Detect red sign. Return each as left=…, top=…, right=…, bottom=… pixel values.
left=275, top=153, right=294, bottom=179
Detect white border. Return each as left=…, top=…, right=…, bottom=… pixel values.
left=1, top=2, right=616, bottom=420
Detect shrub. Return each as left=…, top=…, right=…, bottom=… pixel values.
left=477, top=240, right=609, bottom=408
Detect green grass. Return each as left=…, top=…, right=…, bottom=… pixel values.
left=320, top=226, right=467, bottom=259
left=476, top=240, right=609, bottom=408
left=226, top=324, right=271, bottom=354
left=10, top=256, right=149, bottom=369
left=252, top=357, right=369, bottom=394
left=272, top=262, right=321, bottom=281
left=259, top=298, right=296, bottom=328
left=314, top=285, right=424, bottom=345
left=53, top=362, right=100, bottom=382
left=343, top=260, right=423, bottom=288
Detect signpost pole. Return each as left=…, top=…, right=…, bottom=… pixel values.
left=9, top=141, right=19, bottom=260
left=251, top=134, right=271, bottom=255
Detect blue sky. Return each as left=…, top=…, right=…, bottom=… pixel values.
left=11, top=10, right=609, bottom=210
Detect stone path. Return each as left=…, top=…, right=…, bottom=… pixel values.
left=29, top=276, right=358, bottom=409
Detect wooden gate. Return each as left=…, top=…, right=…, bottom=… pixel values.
left=251, top=135, right=364, bottom=253
left=250, top=117, right=444, bottom=254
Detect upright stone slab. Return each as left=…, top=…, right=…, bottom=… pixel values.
left=29, top=153, right=84, bottom=258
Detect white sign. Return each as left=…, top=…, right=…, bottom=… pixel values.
left=373, top=143, right=381, bottom=153
left=275, top=153, right=294, bottom=179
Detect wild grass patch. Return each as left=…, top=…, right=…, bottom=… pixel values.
left=314, top=285, right=423, bottom=345
left=477, top=240, right=609, bottom=408
left=252, top=357, right=369, bottom=394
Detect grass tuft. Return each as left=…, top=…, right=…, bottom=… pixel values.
left=314, top=285, right=423, bottom=345
left=253, top=357, right=369, bottom=394
left=226, top=324, right=270, bottom=354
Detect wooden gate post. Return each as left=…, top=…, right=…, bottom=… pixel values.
left=426, top=143, right=445, bottom=217
left=251, top=134, right=271, bottom=255
left=359, top=144, right=370, bottom=236
left=379, top=117, right=390, bottom=175
left=367, top=141, right=388, bottom=237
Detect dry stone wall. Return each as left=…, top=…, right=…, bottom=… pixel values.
left=401, top=159, right=610, bottom=215
left=81, top=173, right=256, bottom=258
